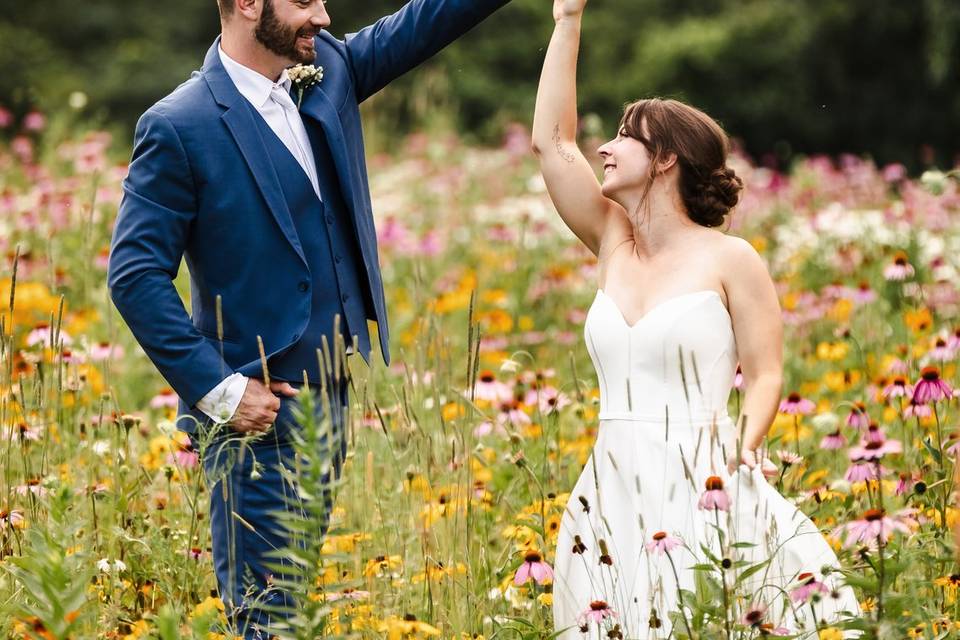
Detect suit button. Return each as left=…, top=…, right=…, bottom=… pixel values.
left=298, top=281, right=309, bottom=292
left=341, top=293, right=350, bottom=303
left=335, top=254, right=342, bottom=264
left=325, top=215, right=334, bottom=225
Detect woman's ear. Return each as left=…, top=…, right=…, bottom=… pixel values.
left=657, top=152, right=678, bottom=174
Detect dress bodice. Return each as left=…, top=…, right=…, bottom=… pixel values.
left=584, top=289, right=738, bottom=424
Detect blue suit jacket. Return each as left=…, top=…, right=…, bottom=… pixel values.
left=108, top=0, right=511, bottom=411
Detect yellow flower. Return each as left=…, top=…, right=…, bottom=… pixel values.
left=537, top=592, right=553, bottom=607
left=904, top=307, right=932, bottom=333
left=191, top=596, right=225, bottom=620
left=827, top=298, right=853, bottom=323
left=818, top=628, right=842, bottom=640
left=364, top=554, right=403, bottom=578
left=379, top=614, right=441, bottom=640
left=816, top=341, right=850, bottom=361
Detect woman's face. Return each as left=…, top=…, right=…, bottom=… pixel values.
left=597, top=125, right=655, bottom=200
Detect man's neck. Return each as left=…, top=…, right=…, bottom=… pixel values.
left=220, top=30, right=288, bottom=82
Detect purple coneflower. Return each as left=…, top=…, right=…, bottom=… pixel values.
left=904, top=396, right=933, bottom=419
left=863, top=423, right=885, bottom=444
left=578, top=601, right=617, bottom=626
left=848, top=436, right=901, bottom=461
left=820, top=430, right=846, bottom=449
left=853, top=281, right=876, bottom=304
left=882, top=375, right=912, bottom=399
left=779, top=392, right=815, bottom=415
left=845, top=402, right=869, bottom=429
left=928, top=337, right=955, bottom=362
left=698, top=476, right=730, bottom=511
left=835, top=508, right=916, bottom=547
left=844, top=459, right=888, bottom=483
left=513, top=551, right=554, bottom=586
left=789, top=572, right=829, bottom=602
left=149, top=388, right=179, bottom=409
left=776, top=450, right=804, bottom=466
left=913, top=366, right=953, bottom=404
left=645, top=531, right=683, bottom=554
left=733, top=364, right=744, bottom=391
left=883, top=251, right=915, bottom=281
left=895, top=472, right=919, bottom=496
left=471, top=370, right=513, bottom=403
left=325, top=588, right=371, bottom=602
left=740, top=603, right=767, bottom=627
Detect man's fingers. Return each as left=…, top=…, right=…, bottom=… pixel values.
left=270, top=382, right=299, bottom=397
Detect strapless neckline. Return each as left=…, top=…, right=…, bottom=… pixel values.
left=595, top=288, right=729, bottom=330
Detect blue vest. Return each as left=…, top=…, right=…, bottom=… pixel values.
left=248, top=103, right=373, bottom=385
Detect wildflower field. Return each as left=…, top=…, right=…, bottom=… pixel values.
left=1, top=111, right=960, bottom=639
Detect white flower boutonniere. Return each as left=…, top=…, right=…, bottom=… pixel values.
left=288, top=64, right=324, bottom=108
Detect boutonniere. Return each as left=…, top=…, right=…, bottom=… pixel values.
left=288, top=64, right=324, bottom=108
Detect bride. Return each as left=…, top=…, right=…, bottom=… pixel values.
left=532, top=0, right=862, bottom=637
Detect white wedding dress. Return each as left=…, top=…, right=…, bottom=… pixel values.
left=552, top=289, right=861, bottom=638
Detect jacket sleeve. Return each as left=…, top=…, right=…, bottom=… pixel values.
left=343, top=0, right=511, bottom=103
left=107, top=108, right=236, bottom=408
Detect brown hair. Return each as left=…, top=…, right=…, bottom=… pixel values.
left=620, top=98, right=743, bottom=228
left=217, top=0, right=234, bottom=17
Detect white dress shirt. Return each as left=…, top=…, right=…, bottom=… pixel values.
left=195, top=47, right=324, bottom=424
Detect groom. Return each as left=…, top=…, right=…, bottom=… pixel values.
left=107, top=0, right=510, bottom=636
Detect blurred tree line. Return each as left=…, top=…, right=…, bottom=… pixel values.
left=2, top=0, right=959, bottom=167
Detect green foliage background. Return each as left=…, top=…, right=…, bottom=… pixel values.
left=3, top=0, right=960, bottom=166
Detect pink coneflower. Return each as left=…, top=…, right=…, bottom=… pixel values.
left=513, top=551, right=554, bottom=586
left=14, top=478, right=48, bottom=497
left=325, top=588, right=371, bottom=601
left=948, top=327, right=960, bottom=351
left=733, top=364, right=744, bottom=390
left=524, top=386, right=571, bottom=415
left=187, top=547, right=205, bottom=561
left=882, top=375, right=912, bottom=399
left=844, top=460, right=888, bottom=482
left=779, top=392, right=815, bottom=415
left=149, top=388, right=179, bottom=409
left=578, top=601, right=617, bottom=626
left=470, top=370, right=513, bottom=403
left=895, top=472, right=919, bottom=496
left=835, top=508, right=915, bottom=547
left=776, top=450, right=804, bottom=466
left=853, top=281, right=877, bottom=304
left=698, top=476, right=730, bottom=511
left=882, top=163, right=907, bottom=182
left=740, top=603, right=767, bottom=627
left=169, top=442, right=199, bottom=469
left=496, top=400, right=531, bottom=427
left=928, top=337, right=955, bottom=362
left=913, top=366, right=953, bottom=404
left=883, top=251, right=915, bottom=281
left=848, top=436, right=902, bottom=461
left=0, top=508, right=25, bottom=530
left=89, top=341, right=123, bottom=361
left=863, top=423, right=885, bottom=444
left=472, top=420, right=506, bottom=438
left=904, top=396, right=933, bottom=418
left=645, top=531, right=683, bottom=554
left=789, top=572, right=829, bottom=602
left=845, top=402, right=869, bottom=429
left=0, top=106, right=12, bottom=128
left=25, top=323, right=73, bottom=348
left=23, top=111, right=46, bottom=132
left=820, top=430, right=846, bottom=449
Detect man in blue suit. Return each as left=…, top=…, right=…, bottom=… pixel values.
left=107, top=0, right=511, bottom=636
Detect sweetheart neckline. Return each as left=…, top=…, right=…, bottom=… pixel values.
left=594, top=288, right=730, bottom=330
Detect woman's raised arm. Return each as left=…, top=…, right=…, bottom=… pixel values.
left=531, top=0, right=620, bottom=256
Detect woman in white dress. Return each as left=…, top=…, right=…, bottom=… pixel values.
left=531, top=0, right=862, bottom=637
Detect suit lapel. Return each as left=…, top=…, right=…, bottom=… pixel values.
left=296, top=84, right=360, bottom=224
left=201, top=39, right=307, bottom=267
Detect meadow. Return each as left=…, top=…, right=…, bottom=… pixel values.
left=1, top=110, right=959, bottom=639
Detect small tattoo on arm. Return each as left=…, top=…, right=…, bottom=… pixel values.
left=553, top=124, right=576, bottom=163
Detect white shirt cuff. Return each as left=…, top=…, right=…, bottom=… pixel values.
left=195, top=373, right=249, bottom=424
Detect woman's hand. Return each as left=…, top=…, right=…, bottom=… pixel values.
left=554, top=0, right=587, bottom=22
left=728, top=448, right=778, bottom=478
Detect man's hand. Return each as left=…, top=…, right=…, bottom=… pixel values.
left=229, top=378, right=299, bottom=434
left=554, top=0, right=587, bottom=22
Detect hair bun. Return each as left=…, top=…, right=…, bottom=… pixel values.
left=685, top=166, right=743, bottom=227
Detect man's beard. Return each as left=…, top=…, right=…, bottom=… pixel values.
left=254, top=0, right=315, bottom=64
